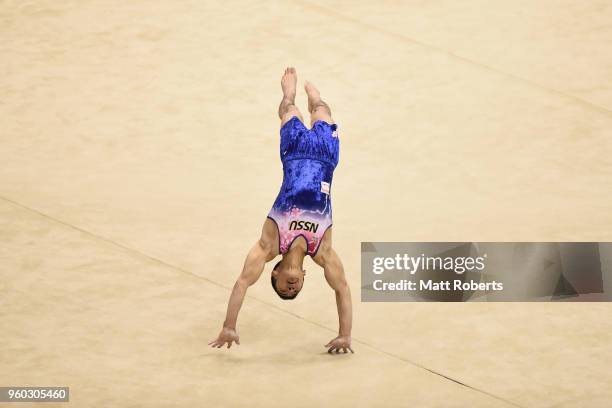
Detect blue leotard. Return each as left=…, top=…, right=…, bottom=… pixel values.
left=267, top=116, right=340, bottom=255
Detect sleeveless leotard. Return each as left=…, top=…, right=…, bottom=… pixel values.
left=267, top=116, right=340, bottom=256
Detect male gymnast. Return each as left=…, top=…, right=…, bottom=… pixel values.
left=209, top=67, right=353, bottom=354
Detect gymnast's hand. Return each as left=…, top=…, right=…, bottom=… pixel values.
left=325, top=335, right=354, bottom=354
left=209, top=327, right=240, bottom=349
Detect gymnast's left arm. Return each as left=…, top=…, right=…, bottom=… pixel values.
left=321, top=249, right=354, bottom=354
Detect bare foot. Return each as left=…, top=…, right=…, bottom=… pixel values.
left=304, top=80, right=321, bottom=113
left=281, top=67, right=297, bottom=101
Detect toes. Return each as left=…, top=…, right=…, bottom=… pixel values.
left=304, top=81, right=317, bottom=95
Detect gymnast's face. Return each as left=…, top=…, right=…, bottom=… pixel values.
left=272, top=263, right=305, bottom=299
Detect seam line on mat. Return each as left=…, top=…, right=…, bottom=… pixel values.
left=1, top=195, right=524, bottom=408
left=292, top=0, right=612, bottom=118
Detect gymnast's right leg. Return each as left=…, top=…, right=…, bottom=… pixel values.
left=279, top=67, right=305, bottom=126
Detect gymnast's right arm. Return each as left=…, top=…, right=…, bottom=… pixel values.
left=208, top=238, right=275, bottom=349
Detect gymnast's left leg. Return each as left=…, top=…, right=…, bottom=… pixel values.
left=305, top=80, right=334, bottom=127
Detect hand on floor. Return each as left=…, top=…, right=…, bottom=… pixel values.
left=325, top=335, right=354, bottom=354
left=209, top=327, right=240, bottom=349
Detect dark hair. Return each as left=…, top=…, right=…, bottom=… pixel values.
left=271, top=260, right=300, bottom=300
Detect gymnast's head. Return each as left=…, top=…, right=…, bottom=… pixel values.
left=271, top=260, right=305, bottom=300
